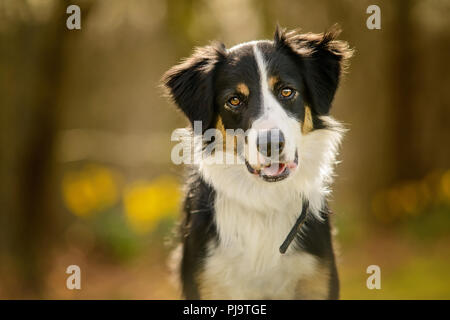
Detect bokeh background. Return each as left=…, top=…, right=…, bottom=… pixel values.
left=1, top=0, right=449, bottom=299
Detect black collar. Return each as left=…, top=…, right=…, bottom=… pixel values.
left=279, top=200, right=309, bottom=254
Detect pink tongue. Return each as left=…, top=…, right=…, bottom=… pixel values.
left=261, top=163, right=285, bottom=176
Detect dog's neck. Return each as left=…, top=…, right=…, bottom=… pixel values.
left=198, top=116, right=345, bottom=222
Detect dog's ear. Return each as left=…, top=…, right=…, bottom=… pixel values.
left=274, top=25, right=353, bottom=115
left=162, top=43, right=226, bottom=131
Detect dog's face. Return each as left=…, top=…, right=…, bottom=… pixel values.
left=213, top=41, right=304, bottom=182
left=164, top=27, right=351, bottom=194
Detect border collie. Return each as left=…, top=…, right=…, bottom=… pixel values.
left=163, top=25, right=352, bottom=300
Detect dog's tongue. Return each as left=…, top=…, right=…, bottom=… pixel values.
left=261, top=163, right=285, bottom=176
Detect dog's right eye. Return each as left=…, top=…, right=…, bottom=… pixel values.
left=226, top=96, right=242, bottom=109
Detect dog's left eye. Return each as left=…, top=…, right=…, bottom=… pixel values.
left=279, top=87, right=295, bottom=99
left=226, top=96, right=242, bottom=109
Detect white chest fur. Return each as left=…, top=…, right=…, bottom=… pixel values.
left=198, top=193, right=322, bottom=299
left=196, top=115, right=344, bottom=299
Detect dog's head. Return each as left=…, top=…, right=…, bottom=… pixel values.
left=163, top=26, right=351, bottom=206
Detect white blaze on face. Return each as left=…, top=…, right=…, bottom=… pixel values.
left=249, top=45, right=298, bottom=165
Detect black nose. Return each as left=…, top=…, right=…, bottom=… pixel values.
left=256, top=129, right=285, bottom=158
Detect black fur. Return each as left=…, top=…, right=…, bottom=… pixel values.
left=274, top=25, right=352, bottom=115
left=179, top=171, right=217, bottom=299
left=162, top=43, right=226, bottom=131
left=296, top=205, right=339, bottom=299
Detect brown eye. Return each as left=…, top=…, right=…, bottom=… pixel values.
left=227, top=96, right=242, bottom=108
left=280, top=87, right=294, bottom=98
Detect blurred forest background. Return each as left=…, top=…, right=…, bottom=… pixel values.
left=1, top=0, right=449, bottom=299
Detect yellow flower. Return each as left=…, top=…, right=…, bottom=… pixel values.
left=62, top=165, right=119, bottom=217
left=123, top=176, right=180, bottom=234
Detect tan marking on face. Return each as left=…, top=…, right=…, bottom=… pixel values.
left=236, top=83, right=249, bottom=97
left=268, top=76, right=279, bottom=90
left=216, top=116, right=226, bottom=137
left=302, top=106, right=314, bottom=134
left=215, top=116, right=227, bottom=152
left=216, top=116, right=240, bottom=156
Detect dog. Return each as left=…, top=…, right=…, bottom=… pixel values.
left=162, top=25, right=352, bottom=299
